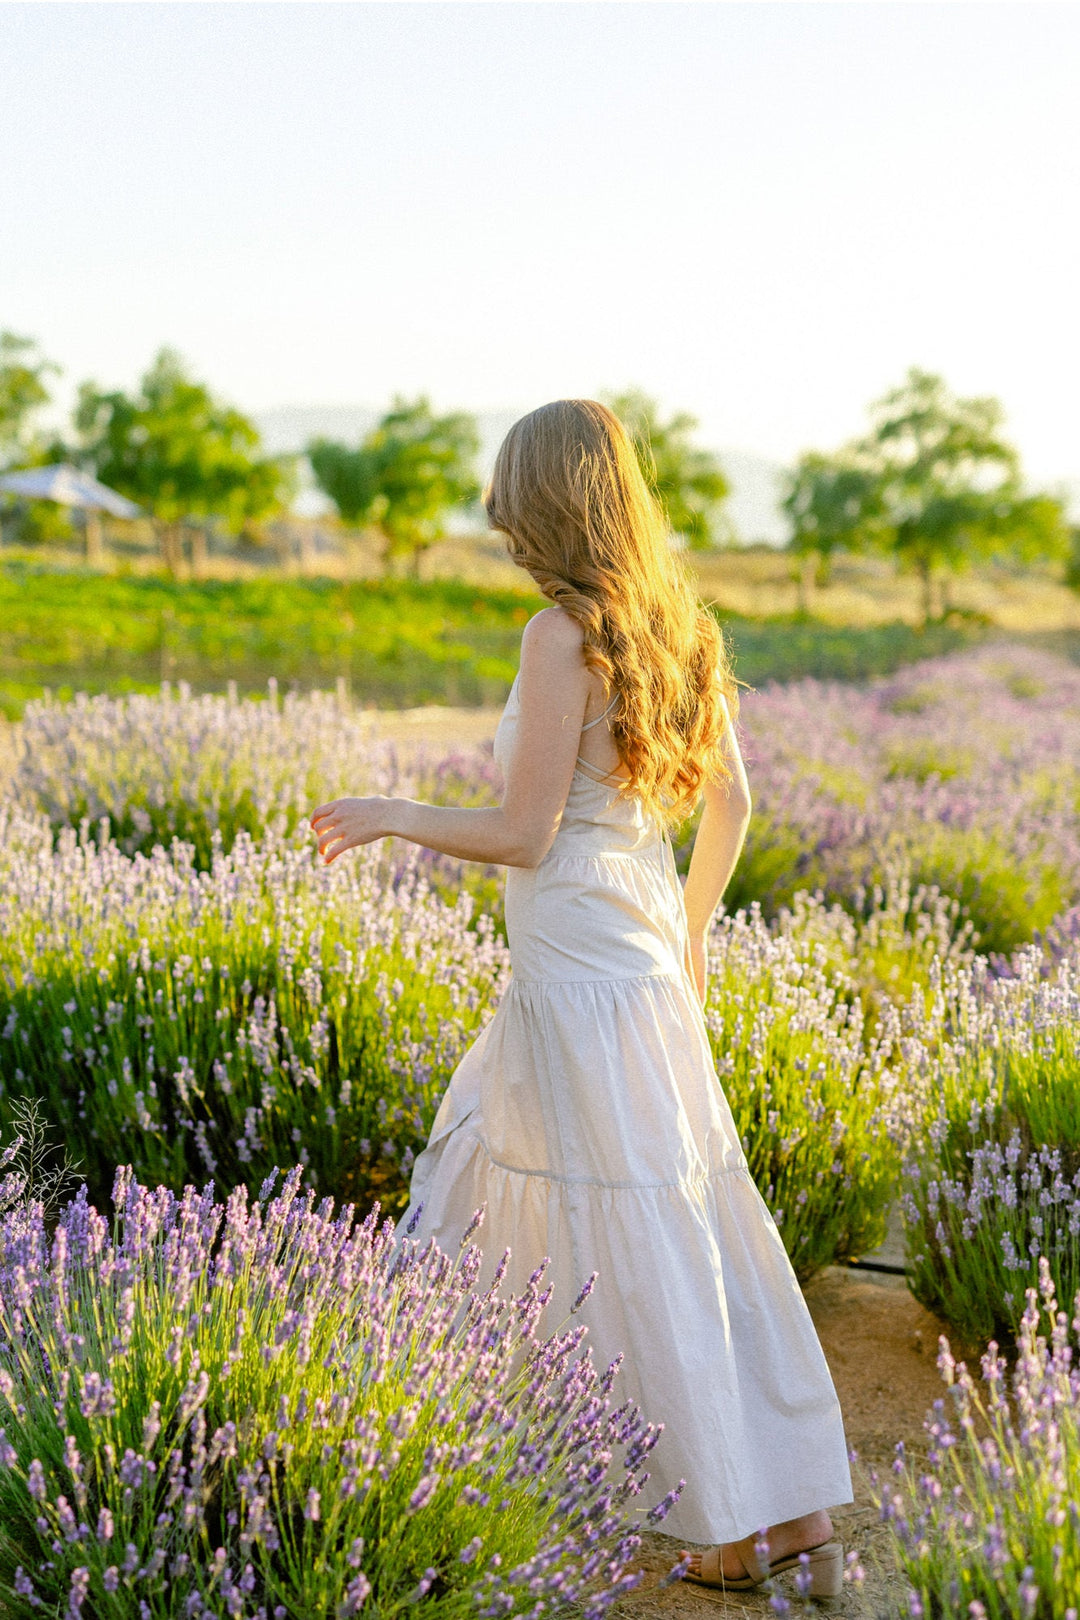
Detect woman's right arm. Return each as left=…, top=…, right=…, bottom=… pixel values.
left=681, top=696, right=752, bottom=1001
left=311, top=607, right=590, bottom=869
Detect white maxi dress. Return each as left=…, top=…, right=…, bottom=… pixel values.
left=400, top=676, right=853, bottom=1544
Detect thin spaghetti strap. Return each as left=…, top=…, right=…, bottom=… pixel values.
left=580, top=693, right=619, bottom=731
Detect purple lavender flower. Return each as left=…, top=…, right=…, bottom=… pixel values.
left=877, top=1258, right=1080, bottom=1614
left=0, top=1173, right=666, bottom=1614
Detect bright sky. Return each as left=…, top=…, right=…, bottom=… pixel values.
left=1, top=2, right=1078, bottom=492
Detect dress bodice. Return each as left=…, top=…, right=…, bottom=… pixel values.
left=493, top=673, right=663, bottom=859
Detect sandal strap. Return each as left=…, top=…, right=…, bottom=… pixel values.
left=731, top=1533, right=770, bottom=1582
left=696, top=1547, right=725, bottom=1585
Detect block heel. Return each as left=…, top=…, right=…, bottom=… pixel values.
left=803, top=1540, right=843, bottom=1600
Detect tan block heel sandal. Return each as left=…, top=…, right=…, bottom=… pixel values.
left=683, top=1533, right=844, bottom=1600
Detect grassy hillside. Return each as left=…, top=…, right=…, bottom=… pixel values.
left=0, top=565, right=534, bottom=718
left=1, top=549, right=1078, bottom=718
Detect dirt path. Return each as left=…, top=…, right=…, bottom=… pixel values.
left=363, top=703, right=505, bottom=749
left=622, top=1266, right=951, bottom=1619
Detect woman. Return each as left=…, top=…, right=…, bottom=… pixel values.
left=310, top=400, right=852, bottom=1596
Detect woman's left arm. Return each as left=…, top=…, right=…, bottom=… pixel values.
left=311, top=608, right=590, bottom=869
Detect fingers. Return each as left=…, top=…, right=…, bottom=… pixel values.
left=310, top=801, right=345, bottom=864
left=316, top=828, right=347, bottom=863
left=310, top=809, right=346, bottom=863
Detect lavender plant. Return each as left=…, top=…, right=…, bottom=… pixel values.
left=9, top=683, right=501, bottom=867
left=0, top=1167, right=673, bottom=1618
left=874, top=1258, right=1080, bottom=1618
left=770, top=863, right=976, bottom=1024
left=12, top=643, right=1080, bottom=954
left=704, top=904, right=906, bottom=1279
left=0, top=811, right=509, bottom=1213
left=0, top=802, right=916, bottom=1278
left=900, top=950, right=1080, bottom=1345
left=0, top=1097, right=82, bottom=1223
left=718, top=643, right=1080, bottom=953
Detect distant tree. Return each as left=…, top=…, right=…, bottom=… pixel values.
left=309, top=397, right=480, bottom=576
left=0, top=331, right=58, bottom=469
left=0, top=332, right=73, bottom=546
left=74, top=349, right=294, bottom=575
left=306, top=440, right=379, bottom=528
left=1060, top=520, right=1080, bottom=593
left=864, top=369, right=1071, bottom=619
left=786, top=369, right=1072, bottom=622
left=604, top=389, right=732, bottom=550
left=781, top=450, right=886, bottom=608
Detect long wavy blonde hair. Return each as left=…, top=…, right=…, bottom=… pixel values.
left=484, top=398, right=737, bottom=826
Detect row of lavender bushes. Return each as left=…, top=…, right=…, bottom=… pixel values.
left=0, top=807, right=910, bottom=1277
left=899, top=947, right=1080, bottom=1348
left=870, top=1260, right=1080, bottom=1617
left=1, top=645, right=1080, bottom=1615
left=3, top=644, right=1079, bottom=1311
left=3, top=805, right=1076, bottom=1335
left=10, top=645, right=1080, bottom=954
left=0, top=1157, right=674, bottom=1618
left=4, top=1147, right=1078, bottom=1620
left=0, top=811, right=505, bottom=1216
left=2, top=1131, right=1076, bottom=1618
left=688, top=642, right=1080, bottom=955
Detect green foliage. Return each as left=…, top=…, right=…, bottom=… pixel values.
left=0, top=332, right=70, bottom=549
left=0, top=331, right=58, bottom=469
left=0, top=787, right=907, bottom=1282
left=781, top=450, right=885, bottom=586
left=305, top=440, right=378, bottom=528
left=0, top=559, right=987, bottom=720
left=702, top=908, right=903, bottom=1280
left=1067, top=523, right=1080, bottom=591
left=866, top=369, right=1070, bottom=607
left=0, top=565, right=539, bottom=719
left=900, top=956, right=1080, bottom=1349
left=0, top=825, right=505, bottom=1215
left=604, top=389, right=731, bottom=550
left=309, top=398, right=480, bottom=574
left=900, top=826, right=1073, bottom=958
left=0, top=492, right=75, bottom=549
left=0, top=1167, right=640, bottom=1620
left=785, top=368, right=1071, bottom=622
left=718, top=820, right=1070, bottom=960
left=713, top=608, right=982, bottom=688
left=74, top=350, right=294, bottom=571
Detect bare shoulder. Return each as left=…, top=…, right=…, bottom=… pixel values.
left=521, top=605, right=585, bottom=661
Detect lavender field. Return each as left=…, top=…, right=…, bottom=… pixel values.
left=1, top=642, right=1079, bottom=1617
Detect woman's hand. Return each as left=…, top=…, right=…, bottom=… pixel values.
left=685, top=930, right=708, bottom=1006
left=310, top=797, right=392, bottom=864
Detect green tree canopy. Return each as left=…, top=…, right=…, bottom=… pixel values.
left=306, top=440, right=379, bottom=528
left=604, top=389, right=732, bottom=550
left=0, top=332, right=73, bottom=546
left=309, top=397, right=480, bottom=575
left=1067, top=520, right=1080, bottom=593
left=0, top=331, right=59, bottom=469
left=75, top=349, right=294, bottom=572
left=781, top=450, right=887, bottom=604
left=785, top=368, right=1071, bottom=621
